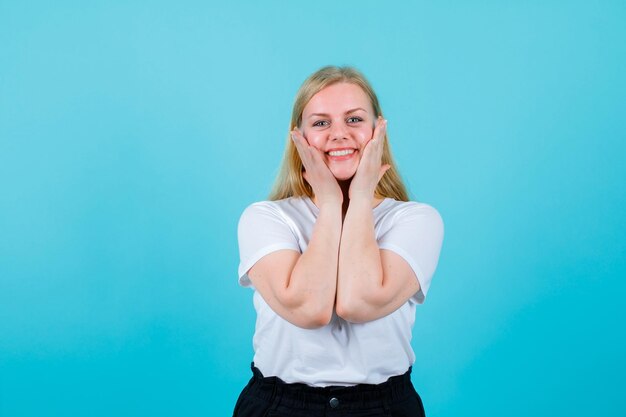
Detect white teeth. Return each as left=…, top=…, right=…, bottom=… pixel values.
left=328, top=149, right=354, bottom=157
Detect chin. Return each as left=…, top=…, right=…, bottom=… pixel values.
left=328, top=158, right=360, bottom=182
left=332, top=171, right=357, bottom=181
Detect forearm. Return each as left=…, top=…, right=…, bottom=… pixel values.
left=336, top=196, right=385, bottom=320
left=286, top=201, right=342, bottom=324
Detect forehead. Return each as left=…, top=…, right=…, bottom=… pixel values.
left=303, top=82, right=373, bottom=116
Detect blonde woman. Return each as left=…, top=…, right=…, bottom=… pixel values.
left=234, top=66, right=444, bottom=416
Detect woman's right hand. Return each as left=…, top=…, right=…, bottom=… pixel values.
left=291, top=129, right=343, bottom=206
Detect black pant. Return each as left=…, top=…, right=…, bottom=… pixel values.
left=232, top=363, right=426, bottom=417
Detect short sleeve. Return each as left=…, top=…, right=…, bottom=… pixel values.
left=377, top=203, right=444, bottom=304
left=237, top=202, right=301, bottom=288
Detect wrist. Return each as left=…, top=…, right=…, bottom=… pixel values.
left=348, top=191, right=374, bottom=204
left=347, top=195, right=374, bottom=210
left=314, top=196, right=343, bottom=210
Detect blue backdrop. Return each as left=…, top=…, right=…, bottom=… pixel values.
left=1, top=1, right=624, bottom=416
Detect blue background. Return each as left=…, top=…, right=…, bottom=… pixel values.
left=1, top=1, right=625, bottom=416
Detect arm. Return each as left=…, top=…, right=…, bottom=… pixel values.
left=336, top=197, right=420, bottom=323
left=246, top=201, right=342, bottom=329
left=245, top=129, right=344, bottom=329
left=336, top=117, right=426, bottom=323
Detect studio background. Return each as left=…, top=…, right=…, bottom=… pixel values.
left=1, top=1, right=624, bottom=416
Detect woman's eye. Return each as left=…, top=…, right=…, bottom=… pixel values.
left=347, top=117, right=363, bottom=123
left=312, top=120, right=329, bottom=127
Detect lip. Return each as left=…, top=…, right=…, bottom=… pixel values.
left=326, top=147, right=355, bottom=153
left=326, top=147, right=358, bottom=161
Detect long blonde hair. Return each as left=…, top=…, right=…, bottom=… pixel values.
left=269, top=66, right=409, bottom=202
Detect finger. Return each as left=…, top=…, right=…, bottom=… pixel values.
left=378, top=164, right=392, bottom=182
left=370, top=116, right=384, bottom=143
left=374, top=118, right=387, bottom=144
left=291, top=127, right=309, bottom=143
left=372, top=119, right=387, bottom=159
left=365, top=118, right=386, bottom=154
left=291, top=129, right=313, bottom=165
left=292, top=129, right=333, bottom=180
left=362, top=119, right=387, bottom=159
left=293, top=128, right=323, bottom=158
left=291, top=129, right=307, bottom=150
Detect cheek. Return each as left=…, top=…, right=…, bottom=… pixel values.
left=356, top=127, right=374, bottom=147
left=303, top=131, right=324, bottom=149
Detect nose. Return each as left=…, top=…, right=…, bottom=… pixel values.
left=329, top=121, right=348, bottom=141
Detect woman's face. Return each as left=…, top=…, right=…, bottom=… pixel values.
left=300, top=82, right=376, bottom=181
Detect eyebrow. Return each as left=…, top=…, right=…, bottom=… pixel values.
left=308, top=108, right=367, bottom=118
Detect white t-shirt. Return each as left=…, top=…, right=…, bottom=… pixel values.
left=237, top=196, right=444, bottom=387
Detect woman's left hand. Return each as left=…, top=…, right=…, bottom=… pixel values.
left=349, top=116, right=391, bottom=201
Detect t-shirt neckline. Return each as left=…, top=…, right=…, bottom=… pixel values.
left=303, top=196, right=392, bottom=216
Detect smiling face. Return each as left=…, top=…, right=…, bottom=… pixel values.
left=300, top=82, right=375, bottom=181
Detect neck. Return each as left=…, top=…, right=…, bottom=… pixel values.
left=338, top=179, right=352, bottom=218
left=312, top=179, right=383, bottom=219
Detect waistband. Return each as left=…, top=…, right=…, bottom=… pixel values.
left=245, top=363, right=415, bottom=411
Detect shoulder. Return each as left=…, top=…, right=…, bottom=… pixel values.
left=239, top=197, right=311, bottom=225
left=240, top=200, right=280, bottom=217
left=238, top=200, right=283, bottom=226
left=381, top=200, right=443, bottom=229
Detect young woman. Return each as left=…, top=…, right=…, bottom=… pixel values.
left=234, top=66, right=444, bottom=416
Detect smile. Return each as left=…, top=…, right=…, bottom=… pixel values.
left=328, top=149, right=355, bottom=157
